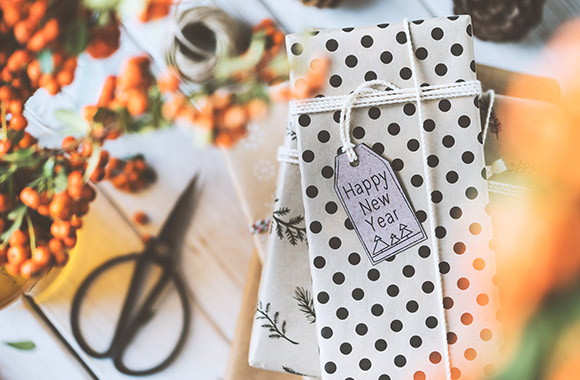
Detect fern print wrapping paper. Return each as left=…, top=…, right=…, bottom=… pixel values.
left=249, top=130, right=321, bottom=377
left=287, top=16, right=501, bottom=380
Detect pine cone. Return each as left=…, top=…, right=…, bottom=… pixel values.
left=301, top=0, right=345, bottom=9
left=453, top=0, right=546, bottom=42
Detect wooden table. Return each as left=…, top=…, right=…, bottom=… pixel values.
left=0, top=0, right=578, bottom=379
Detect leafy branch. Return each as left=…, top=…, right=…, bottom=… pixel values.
left=256, top=302, right=298, bottom=345
left=271, top=207, right=306, bottom=246
left=294, top=287, right=316, bottom=324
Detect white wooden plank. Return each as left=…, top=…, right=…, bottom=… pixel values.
left=0, top=300, right=89, bottom=380
left=260, top=0, right=432, bottom=32
left=35, top=187, right=230, bottom=380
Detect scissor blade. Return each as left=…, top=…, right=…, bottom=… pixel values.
left=158, top=174, right=200, bottom=247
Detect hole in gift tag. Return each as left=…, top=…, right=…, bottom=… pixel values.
left=334, top=144, right=427, bottom=265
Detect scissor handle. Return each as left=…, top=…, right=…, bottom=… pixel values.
left=70, top=252, right=191, bottom=376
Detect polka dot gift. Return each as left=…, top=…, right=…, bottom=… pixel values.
left=285, top=16, right=501, bottom=380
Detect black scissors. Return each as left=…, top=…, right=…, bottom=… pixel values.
left=70, top=177, right=199, bottom=376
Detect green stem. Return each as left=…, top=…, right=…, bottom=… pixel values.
left=1, top=101, right=6, bottom=140
left=26, top=213, right=36, bottom=253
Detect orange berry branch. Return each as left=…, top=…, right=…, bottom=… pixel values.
left=0, top=0, right=326, bottom=280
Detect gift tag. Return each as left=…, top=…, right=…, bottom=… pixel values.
left=334, top=144, right=426, bottom=265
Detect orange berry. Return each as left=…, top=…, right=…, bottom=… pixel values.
left=81, top=185, right=96, bottom=201
left=68, top=185, right=83, bottom=200
left=27, top=60, right=42, bottom=84
left=29, top=1, right=47, bottom=22
left=98, top=75, right=116, bottom=107
left=32, top=246, right=51, bottom=267
left=0, top=218, right=4, bottom=233
left=80, top=141, right=92, bottom=156
left=20, top=259, right=40, bottom=279
left=14, top=21, right=34, bottom=44
left=8, top=100, right=23, bottom=115
left=7, top=245, right=28, bottom=266
left=20, top=187, right=40, bottom=209
left=27, top=32, right=46, bottom=52
left=53, top=250, right=69, bottom=266
left=5, top=263, right=20, bottom=277
left=48, top=238, right=63, bottom=254
left=0, top=86, right=12, bottom=101
left=70, top=216, right=82, bottom=228
left=0, top=140, right=12, bottom=155
left=133, top=211, right=149, bottom=225
left=2, top=5, right=19, bottom=27
left=49, top=192, right=72, bottom=220
left=56, top=70, right=74, bottom=87
left=9, top=229, right=28, bottom=246
left=0, top=193, right=12, bottom=212
left=68, top=171, right=83, bottom=187
left=18, top=133, right=36, bottom=149
left=247, top=98, right=268, bottom=120
left=82, top=106, right=98, bottom=122
left=9, top=114, right=27, bottom=131
left=50, top=220, right=70, bottom=239
left=42, top=19, right=59, bottom=42
left=7, top=50, right=31, bottom=72
left=63, top=235, right=77, bottom=248
left=44, top=77, right=60, bottom=95
left=126, top=89, right=148, bottom=116
left=222, top=105, right=247, bottom=130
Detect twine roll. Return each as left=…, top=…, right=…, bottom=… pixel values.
left=165, top=6, right=250, bottom=83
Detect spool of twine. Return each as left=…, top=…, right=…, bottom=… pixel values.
left=165, top=6, right=251, bottom=84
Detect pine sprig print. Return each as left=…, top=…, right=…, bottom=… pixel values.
left=271, top=207, right=306, bottom=246
left=283, top=366, right=307, bottom=376
left=256, top=302, right=299, bottom=345
left=286, top=127, right=297, bottom=141
left=507, top=160, right=540, bottom=175
left=294, top=286, right=316, bottom=324
left=479, top=95, right=501, bottom=137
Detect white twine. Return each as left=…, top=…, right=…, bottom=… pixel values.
left=481, top=89, right=496, bottom=146
left=277, top=146, right=301, bottom=164
left=401, top=19, right=453, bottom=380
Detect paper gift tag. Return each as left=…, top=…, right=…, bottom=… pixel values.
left=335, top=144, right=426, bottom=264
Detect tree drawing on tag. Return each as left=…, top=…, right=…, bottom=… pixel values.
left=256, top=301, right=298, bottom=345
left=399, top=223, right=413, bottom=240
left=372, top=235, right=389, bottom=256
left=271, top=207, right=306, bottom=246
left=294, top=286, right=316, bottom=324
left=390, top=233, right=401, bottom=245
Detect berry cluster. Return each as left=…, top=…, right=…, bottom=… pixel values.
left=106, top=155, right=156, bottom=193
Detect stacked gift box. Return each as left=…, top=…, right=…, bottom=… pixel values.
left=221, top=15, right=560, bottom=380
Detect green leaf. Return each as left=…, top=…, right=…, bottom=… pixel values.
left=83, top=143, right=101, bottom=182
left=4, top=341, right=36, bottom=351
left=65, top=20, right=89, bottom=56
left=42, top=158, right=55, bottom=178
left=53, top=170, right=69, bottom=194
left=54, top=109, right=90, bottom=135
left=38, top=50, right=54, bottom=74
left=1, top=206, right=27, bottom=244
left=214, top=32, right=266, bottom=79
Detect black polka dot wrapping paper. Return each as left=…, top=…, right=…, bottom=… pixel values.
left=249, top=16, right=502, bottom=380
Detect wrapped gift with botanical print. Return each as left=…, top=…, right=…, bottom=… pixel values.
left=283, top=16, right=501, bottom=380
left=248, top=129, right=321, bottom=377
